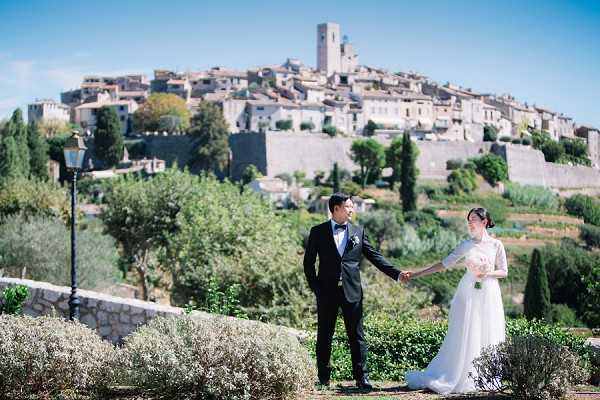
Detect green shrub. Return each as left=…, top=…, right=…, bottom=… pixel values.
left=305, top=317, right=594, bottom=382
left=323, top=124, right=337, bottom=136
left=511, top=138, right=522, bottom=144
left=300, top=121, right=315, bottom=131
left=275, top=119, right=293, bottom=131
left=565, top=194, right=600, bottom=226
left=472, top=153, right=508, bottom=186
left=445, top=159, right=463, bottom=170
left=548, top=304, right=580, bottom=327
left=0, top=285, right=29, bottom=315
left=0, top=214, right=119, bottom=291
left=542, top=140, right=565, bottom=162
left=522, top=137, right=532, bottom=146
left=0, top=177, right=69, bottom=221
left=447, top=167, right=478, bottom=195
left=580, top=224, right=600, bottom=248
left=472, top=335, right=588, bottom=399
left=483, top=125, right=498, bottom=142
left=0, top=315, right=118, bottom=397
left=122, top=316, right=315, bottom=399
left=499, top=136, right=512, bottom=142
left=481, top=196, right=508, bottom=226
left=503, top=182, right=559, bottom=211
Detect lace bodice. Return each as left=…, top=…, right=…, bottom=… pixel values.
left=442, top=236, right=507, bottom=274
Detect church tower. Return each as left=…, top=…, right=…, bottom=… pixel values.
left=317, top=23, right=341, bottom=77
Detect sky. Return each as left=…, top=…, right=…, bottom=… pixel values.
left=1, top=0, right=599, bottom=127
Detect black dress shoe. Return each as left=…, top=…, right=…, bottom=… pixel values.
left=356, top=376, right=373, bottom=390
left=317, top=379, right=330, bottom=387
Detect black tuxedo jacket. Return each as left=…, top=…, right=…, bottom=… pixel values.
left=303, top=221, right=402, bottom=302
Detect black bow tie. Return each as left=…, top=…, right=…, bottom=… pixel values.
left=334, top=224, right=346, bottom=231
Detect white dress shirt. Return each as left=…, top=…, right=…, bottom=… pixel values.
left=330, top=219, right=348, bottom=257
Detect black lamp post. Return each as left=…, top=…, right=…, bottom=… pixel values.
left=63, top=130, right=87, bottom=321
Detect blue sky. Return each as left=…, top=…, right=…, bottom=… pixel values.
left=1, top=0, right=599, bottom=127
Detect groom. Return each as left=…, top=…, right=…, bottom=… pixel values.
left=304, top=192, right=409, bottom=389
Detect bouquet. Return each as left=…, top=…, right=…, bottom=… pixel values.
left=465, top=251, right=492, bottom=289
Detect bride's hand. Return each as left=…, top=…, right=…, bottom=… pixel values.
left=475, top=271, right=487, bottom=279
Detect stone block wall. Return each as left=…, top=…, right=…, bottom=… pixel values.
left=0, top=277, right=206, bottom=344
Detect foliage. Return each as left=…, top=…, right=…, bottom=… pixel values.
left=521, top=137, right=532, bottom=146
left=188, top=101, right=230, bottom=173
left=101, top=168, right=198, bottom=299
left=385, top=136, right=404, bottom=190
left=241, top=164, right=262, bottom=185
left=162, top=175, right=310, bottom=326
left=400, top=133, right=418, bottom=212
left=133, top=93, right=191, bottom=132
left=358, top=209, right=403, bottom=250
left=363, top=119, right=378, bottom=136
left=483, top=125, right=498, bottom=142
left=499, top=136, right=512, bottom=142
left=275, top=119, right=293, bottom=131
left=481, top=196, right=508, bottom=226
left=541, top=240, right=600, bottom=328
left=340, top=181, right=363, bottom=197
left=331, top=162, right=340, bottom=192
left=0, top=177, right=69, bottom=221
left=122, top=316, right=315, bottom=399
left=547, top=303, right=580, bottom=327
left=511, top=138, right=522, bottom=144
left=94, top=106, right=124, bottom=168
left=300, top=121, right=315, bottom=131
left=472, top=153, right=508, bottom=186
left=447, top=167, right=478, bottom=195
left=472, top=335, right=588, bottom=400
left=0, top=315, right=118, bottom=397
left=542, top=140, right=565, bottom=163
left=0, top=109, right=30, bottom=185
left=0, top=285, right=29, bottom=315
left=445, top=158, right=463, bottom=170
left=322, top=124, right=337, bottom=136
left=523, top=249, right=551, bottom=321
left=350, top=138, right=385, bottom=189
left=565, top=194, right=600, bottom=226
left=530, top=129, right=552, bottom=149
left=27, top=121, right=49, bottom=180
left=46, top=133, right=70, bottom=181
left=502, top=182, right=559, bottom=211
left=561, top=137, right=591, bottom=166
left=580, top=224, right=600, bottom=248
left=0, top=214, right=119, bottom=291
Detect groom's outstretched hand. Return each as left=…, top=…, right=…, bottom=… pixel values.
left=398, top=271, right=412, bottom=283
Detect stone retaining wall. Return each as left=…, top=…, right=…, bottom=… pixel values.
left=0, top=277, right=209, bottom=344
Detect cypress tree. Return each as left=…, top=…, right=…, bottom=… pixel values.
left=399, top=132, right=418, bottom=212
left=523, top=248, right=552, bottom=320
left=95, top=106, right=124, bottom=168
left=6, top=109, right=30, bottom=177
left=27, top=121, right=49, bottom=180
left=332, top=162, right=340, bottom=193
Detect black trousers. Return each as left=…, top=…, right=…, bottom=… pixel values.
left=316, top=285, right=367, bottom=382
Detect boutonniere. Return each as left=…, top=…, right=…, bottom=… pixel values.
left=349, top=235, right=360, bottom=247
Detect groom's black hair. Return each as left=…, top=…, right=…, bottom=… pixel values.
left=329, top=192, right=351, bottom=213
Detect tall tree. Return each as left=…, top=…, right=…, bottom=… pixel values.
left=133, top=93, right=191, bottom=133
left=350, top=138, right=385, bottom=189
left=363, top=119, right=378, bottom=136
left=385, top=136, right=403, bottom=190
left=399, top=132, right=418, bottom=212
left=27, top=121, right=49, bottom=180
left=0, top=135, right=21, bottom=185
left=523, top=248, right=551, bottom=321
left=6, top=109, right=30, bottom=178
left=189, top=101, right=230, bottom=173
left=332, top=162, right=340, bottom=193
left=95, top=106, right=124, bottom=168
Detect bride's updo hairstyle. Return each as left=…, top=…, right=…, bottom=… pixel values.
left=467, top=207, right=495, bottom=229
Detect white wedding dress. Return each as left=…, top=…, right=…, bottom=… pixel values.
left=405, top=235, right=507, bottom=394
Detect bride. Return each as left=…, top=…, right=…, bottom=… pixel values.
left=404, top=207, right=508, bottom=394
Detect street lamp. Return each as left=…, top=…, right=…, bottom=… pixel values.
left=63, top=130, right=87, bottom=321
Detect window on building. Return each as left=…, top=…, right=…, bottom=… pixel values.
left=120, top=116, right=125, bottom=122
left=353, top=113, right=357, bottom=122
left=203, top=80, right=211, bottom=85
left=257, top=106, right=264, bottom=111
left=418, top=108, right=422, bottom=116
left=406, top=109, right=410, bottom=117
left=120, top=106, right=125, bottom=111
left=332, top=33, right=335, bottom=42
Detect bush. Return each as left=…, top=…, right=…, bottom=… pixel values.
left=483, top=125, right=498, bottom=142
left=122, top=316, right=315, bottom=399
left=275, top=119, right=293, bottom=131
left=0, top=177, right=69, bottom=221
left=542, top=140, right=565, bottom=163
left=0, top=214, right=119, bottom=291
left=446, top=159, right=463, bottom=170
left=447, top=167, right=478, bottom=195
left=580, top=224, right=600, bottom=248
left=565, top=194, right=600, bottom=226
left=0, top=285, right=29, bottom=315
left=481, top=196, right=508, bottom=226
left=472, top=335, right=588, bottom=399
left=0, top=315, right=118, bottom=397
left=472, top=153, right=508, bottom=186
left=511, top=138, right=522, bottom=144
left=499, top=136, right=512, bottom=142
left=300, top=121, right=315, bottom=131
left=306, top=317, right=594, bottom=382
left=548, top=304, right=580, bottom=327
left=522, top=137, right=532, bottom=146
left=322, top=124, right=337, bottom=136
left=503, top=182, right=559, bottom=211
